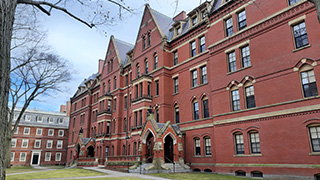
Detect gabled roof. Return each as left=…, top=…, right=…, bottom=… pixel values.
left=150, top=8, right=175, bottom=38
left=113, top=37, right=134, bottom=65
left=73, top=73, right=99, bottom=98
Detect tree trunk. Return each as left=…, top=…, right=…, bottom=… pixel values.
left=5, top=137, right=12, bottom=168
left=0, top=0, right=18, bottom=179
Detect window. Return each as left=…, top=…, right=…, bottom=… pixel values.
left=47, top=140, right=53, bottom=148
left=108, top=80, right=111, bottom=92
left=147, top=82, right=151, bottom=96
left=176, top=26, right=181, bottom=35
left=108, top=100, right=111, bottom=111
left=124, top=118, right=127, bottom=132
left=55, top=153, right=62, bottom=161
left=123, top=145, right=126, bottom=155
left=202, top=10, right=207, bottom=19
left=143, top=36, right=146, bottom=49
left=173, top=51, right=178, bottom=65
left=137, top=64, right=140, bottom=78
left=34, top=140, right=41, bottom=148
left=192, top=70, right=198, bottom=87
left=301, top=70, right=318, bottom=97
left=192, top=16, right=197, bottom=25
left=11, top=152, right=15, bottom=162
left=231, top=90, right=240, bottom=111
left=135, top=85, right=138, bottom=98
left=240, top=45, right=251, bottom=68
left=48, top=129, right=54, bottom=136
left=134, top=142, right=137, bottom=155
left=139, top=110, right=142, bottom=125
left=156, top=109, right=159, bottom=122
left=204, top=137, right=212, bottom=155
left=58, top=130, right=64, bottom=136
left=155, top=80, right=159, bottom=96
left=228, top=51, right=237, bottom=72
left=135, top=112, right=138, bottom=126
left=59, top=118, right=64, bottom=124
left=245, top=85, right=256, bottom=108
left=200, top=36, right=205, bottom=53
left=289, top=0, right=302, bottom=5
left=309, top=125, right=320, bottom=152
left=45, top=152, right=51, bottom=161
left=139, top=83, right=143, bottom=97
left=22, top=139, right=28, bottom=148
left=114, top=77, right=117, bottom=89
left=293, top=22, right=309, bottom=49
left=235, top=133, right=244, bottom=154
left=191, top=41, right=196, bottom=57
left=225, top=17, right=234, bottom=36
left=20, top=152, right=27, bottom=161
left=114, top=99, right=117, bottom=111
left=175, top=106, right=180, bottom=124
left=124, top=96, right=128, bottom=109
left=24, top=127, right=30, bottom=135
left=238, top=10, right=247, bottom=30
left=57, top=140, right=63, bottom=149
left=249, top=131, right=261, bottom=154
left=11, top=139, right=17, bottom=148
left=173, top=78, right=179, bottom=94
left=154, top=55, right=158, bottom=69
left=103, top=83, right=106, bottom=94
left=148, top=33, right=151, bottom=46
left=194, top=138, right=201, bottom=155
left=25, top=115, right=31, bottom=121
left=202, top=98, right=209, bottom=118
left=145, top=60, right=148, bottom=74
left=193, top=100, right=199, bottom=120
left=125, top=75, right=129, bottom=86
left=14, top=127, right=19, bottom=134
left=111, top=60, right=113, bottom=71
left=200, top=66, right=207, bottom=84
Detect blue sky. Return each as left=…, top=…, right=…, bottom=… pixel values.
left=27, top=0, right=203, bottom=112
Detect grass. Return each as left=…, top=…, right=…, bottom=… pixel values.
left=150, top=173, right=264, bottom=180
left=6, top=166, right=38, bottom=174
left=6, top=168, right=106, bottom=180
left=63, top=178, right=144, bottom=180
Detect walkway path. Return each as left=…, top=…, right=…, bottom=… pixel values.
left=7, top=166, right=173, bottom=180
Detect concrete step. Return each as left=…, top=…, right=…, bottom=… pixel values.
left=129, top=162, right=191, bottom=174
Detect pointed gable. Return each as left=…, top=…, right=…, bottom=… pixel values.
left=114, top=38, right=133, bottom=65
left=149, top=7, right=174, bottom=38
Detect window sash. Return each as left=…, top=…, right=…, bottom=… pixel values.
left=228, top=52, right=237, bottom=72
left=173, top=52, right=178, bottom=65
left=301, top=70, right=318, bottom=97
left=154, top=56, right=158, bottom=69
left=241, top=46, right=251, bottom=67
left=232, top=90, right=240, bottom=111
left=193, top=102, right=199, bottom=120
left=235, top=134, right=245, bottom=154
left=200, top=37, right=205, bottom=52
left=195, top=139, right=201, bottom=155
left=201, top=66, right=207, bottom=84
left=191, top=41, right=196, bottom=57
left=205, top=138, right=212, bottom=155
left=250, top=132, right=261, bottom=153
left=226, top=18, right=234, bottom=36
left=175, top=107, right=180, bottom=123
left=203, top=99, right=209, bottom=118
left=293, top=22, right=309, bottom=48
left=310, top=126, right=320, bottom=152
left=192, top=70, right=198, bottom=87
left=238, top=10, right=247, bottom=30
left=174, top=78, right=179, bottom=93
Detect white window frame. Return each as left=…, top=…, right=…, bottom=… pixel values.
left=11, top=139, right=17, bottom=148
left=11, top=152, right=15, bottom=162
left=20, top=152, right=27, bottom=161
left=59, top=118, right=64, bottom=124
left=34, top=139, right=41, bottom=148
left=22, top=139, right=29, bottom=148
left=25, top=115, right=31, bottom=121
left=57, top=140, right=63, bottom=149
left=13, top=127, right=19, bottom=134
left=23, top=127, right=30, bottom=135
left=36, top=128, right=43, bottom=135
left=49, top=117, right=54, bottom=123
left=47, top=140, right=53, bottom=148
left=48, top=129, right=54, bottom=136
left=58, top=130, right=64, bottom=137
left=55, top=152, right=62, bottom=161
left=45, top=152, right=51, bottom=161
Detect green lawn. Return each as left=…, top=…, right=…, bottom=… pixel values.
left=150, top=173, right=265, bottom=180
left=64, top=178, right=143, bottom=180
left=6, top=168, right=106, bottom=180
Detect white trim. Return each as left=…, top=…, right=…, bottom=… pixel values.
left=163, top=132, right=177, bottom=145
left=23, top=127, right=30, bottom=135
left=55, top=152, right=62, bottom=161
left=57, top=140, right=63, bottom=149
left=22, top=139, right=29, bottom=148
left=58, top=130, right=64, bottom=137
left=31, top=151, right=41, bottom=165
left=11, top=138, right=17, bottom=148
left=36, top=128, right=43, bottom=135
left=47, top=140, right=53, bottom=148
left=19, top=152, right=27, bottom=161
left=34, top=139, right=41, bottom=148
left=45, top=152, right=51, bottom=161
left=11, top=152, right=15, bottom=162
left=142, top=128, right=156, bottom=144
left=48, top=129, right=54, bottom=136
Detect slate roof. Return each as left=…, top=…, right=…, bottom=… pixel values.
left=151, top=8, right=175, bottom=38
left=114, top=38, right=134, bottom=65
left=74, top=73, right=99, bottom=97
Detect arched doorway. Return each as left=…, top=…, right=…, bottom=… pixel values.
left=76, top=144, right=80, bottom=159
left=146, top=133, right=154, bottom=163
left=164, top=135, right=173, bottom=163
left=87, top=146, right=95, bottom=157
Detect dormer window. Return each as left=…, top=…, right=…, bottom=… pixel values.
left=176, top=26, right=181, bottom=35
left=192, top=16, right=197, bottom=26
left=202, top=11, right=207, bottom=20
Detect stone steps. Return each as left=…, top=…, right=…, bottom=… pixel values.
left=129, top=162, right=191, bottom=174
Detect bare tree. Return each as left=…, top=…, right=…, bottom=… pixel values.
left=0, top=1, right=132, bottom=178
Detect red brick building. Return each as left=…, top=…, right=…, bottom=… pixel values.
left=67, top=0, right=320, bottom=179
left=11, top=107, right=69, bottom=166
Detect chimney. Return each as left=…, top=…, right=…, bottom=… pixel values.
left=173, top=11, right=186, bottom=21
left=66, top=101, right=71, bottom=116
left=60, top=105, right=66, bottom=113
left=98, top=59, right=104, bottom=74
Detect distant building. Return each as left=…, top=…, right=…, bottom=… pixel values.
left=11, top=105, right=69, bottom=166
left=67, top=0, right=320, bottom=179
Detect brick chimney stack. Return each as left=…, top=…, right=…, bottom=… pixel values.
left=173, top=11, right=186, bottom=21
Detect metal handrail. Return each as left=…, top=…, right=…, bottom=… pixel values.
left=164, top=155, right=175, bottom=173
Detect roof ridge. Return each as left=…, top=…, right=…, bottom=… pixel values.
left=114, top=38, right=134, bottom=47
left=150, top=7, right=172, bottom=21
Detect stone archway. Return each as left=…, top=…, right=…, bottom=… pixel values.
left=146, top=133, right=154, bottom=163
left=87, top=146, right=95, bottom=157
left=164, top=135, right=173, bottom=163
